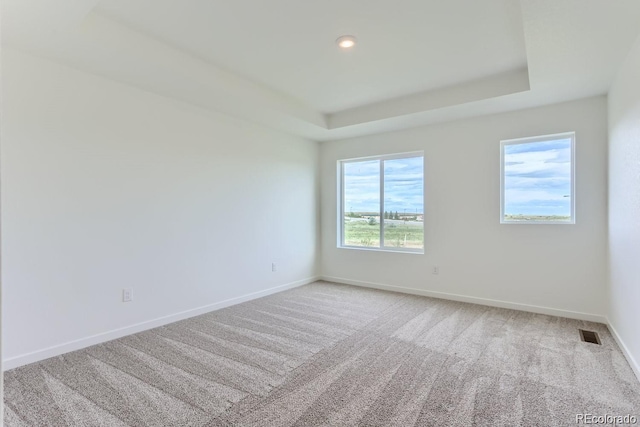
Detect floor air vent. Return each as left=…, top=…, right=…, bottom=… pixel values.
left=579, top=329, right=601, bottom=345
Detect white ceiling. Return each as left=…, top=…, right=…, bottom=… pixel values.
left=3, top=0, right=640, bottom=141
left=95, top=0, right=528, bottom=114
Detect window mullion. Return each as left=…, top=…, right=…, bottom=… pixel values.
left=379, top=159, right=384, bottom=248
left=340, top=161, right=345, bottom=246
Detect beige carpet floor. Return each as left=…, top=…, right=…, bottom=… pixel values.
left=4, top=281, right=640, bottom=426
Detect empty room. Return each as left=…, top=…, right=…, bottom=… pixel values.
left=2, top=0, right=640, bottom=426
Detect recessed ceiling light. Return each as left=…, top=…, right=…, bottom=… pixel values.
left=336, top=35, right=357, bottom=49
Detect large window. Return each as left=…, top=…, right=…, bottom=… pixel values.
left=500, top=132, right=575, bottom=224
left=340, top=153, right=424, bottom=252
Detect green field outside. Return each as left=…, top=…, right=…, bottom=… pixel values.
left=504, top=214, right=571, bottom=222
left=344, top=218, right=423, bottom=249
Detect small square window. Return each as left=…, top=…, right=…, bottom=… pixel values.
left=500, top=132, right=575, bottom=224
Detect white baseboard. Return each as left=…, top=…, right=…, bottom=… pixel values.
left=3, top=276, right=319, bottom=371
left=606, top=318, right=640, bottom=383
left=320, top=276, right=607, bottom=324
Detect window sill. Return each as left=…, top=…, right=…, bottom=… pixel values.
left=337, top=245, right=424, bottom=255
left=500, top=220, right=575, bottom=225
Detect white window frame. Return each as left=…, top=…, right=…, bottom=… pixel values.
left=500, top=132, right=575, bottom=225
left=338, top=151, right=425, bottom=253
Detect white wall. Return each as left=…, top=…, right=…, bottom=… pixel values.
left=1, top=50, right=319, bottom=368
left=608, top=34, right=640, bottom=377
left=321, top=97, right=608, bottom=320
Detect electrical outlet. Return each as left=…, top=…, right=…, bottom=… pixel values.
left=432, top=266, right=439, bottom=275
left=272, top=262, right=277, bottom=272
left=122, top=288, right=133, bottom=302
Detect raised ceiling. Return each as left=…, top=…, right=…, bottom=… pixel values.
left=95, top=0, right=528, bottom=114
left=3, top=0, right=640, bottom=141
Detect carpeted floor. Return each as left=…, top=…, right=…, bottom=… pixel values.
left=4, top=281, right=640, bottom=426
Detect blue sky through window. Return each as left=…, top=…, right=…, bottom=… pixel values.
left=503, top=137, right=572, bottom=216
left=344, top=160, right=379, bottom=213
left=384, top=157, right=424, bottom=214
left=344, top=156, right=424, bottom=214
